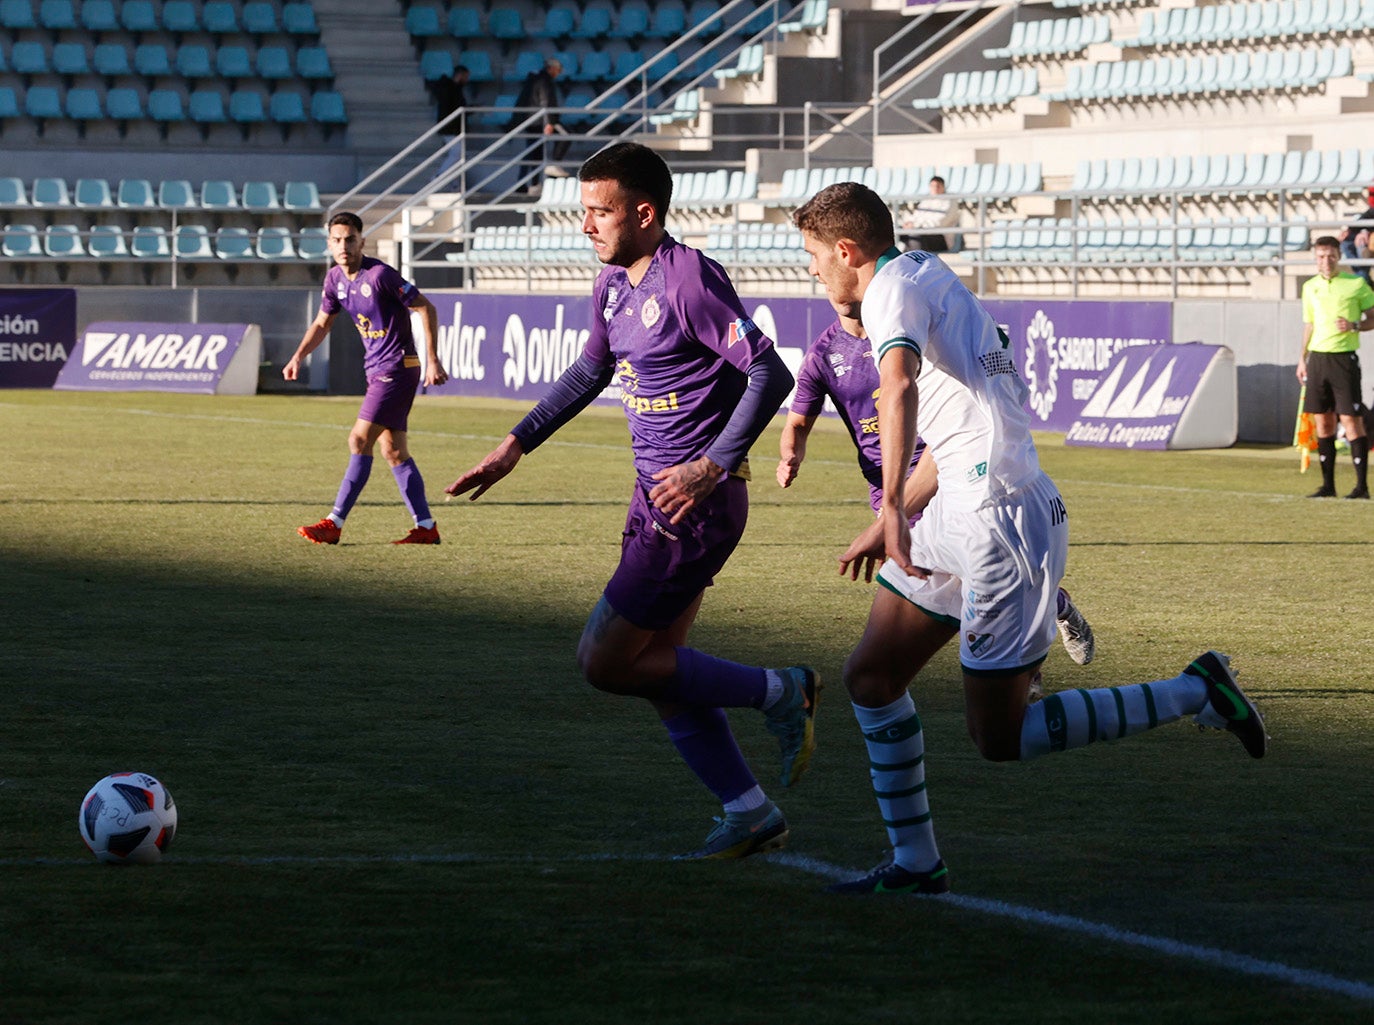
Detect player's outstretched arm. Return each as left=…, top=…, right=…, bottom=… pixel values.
left=411, top=294, right=449, bottom=387
left=777, top=412, right=815, bottom=488
left=282, top=311, right=335, bottom=381
left=445, top=434, right=524, bottom=501
left=838, top=514, right=886, bottom=582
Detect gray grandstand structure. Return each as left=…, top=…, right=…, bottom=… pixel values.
left=4, top=0, right=1373, bottom=438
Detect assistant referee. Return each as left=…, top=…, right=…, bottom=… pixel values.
left=1298, top=235, right=1374, bottom=499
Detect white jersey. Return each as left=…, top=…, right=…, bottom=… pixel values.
left=862, top=249, right=1041, bottom=511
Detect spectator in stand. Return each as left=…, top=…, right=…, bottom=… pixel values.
left=1337, top=185, right=1374, bottom=284
left=431, top=64, right=471, bottom=179
left=899, top=175, right=960, bottom=253
left=510, top=58, right=570, bottom=191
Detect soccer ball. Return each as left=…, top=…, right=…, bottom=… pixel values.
left=78, top=772, right=178, bottom=865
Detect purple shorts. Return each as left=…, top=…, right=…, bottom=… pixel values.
left=357, top=363, right=421, bottom=432
left=603, top=475, right=748, bottom=631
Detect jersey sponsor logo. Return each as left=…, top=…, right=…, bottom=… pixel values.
left=858, top=413, right=879, bottom=435
left=726, top=316, right=759, bottom=348
left=963, top=461, right=988, bottom=484
left=616, top=358, right=639, bottom=393
left=336, top=284, right=348, bottom=300
left=641, top=295, right=661, bottom=328
left=354, top=315, right=387, bottom=341
left=828, top=352, right=852, bottom=377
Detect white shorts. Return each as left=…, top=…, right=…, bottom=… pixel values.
left=876, top=471, right=1068, bottom=674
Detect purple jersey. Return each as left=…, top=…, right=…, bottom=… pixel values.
left=792, top=321, right=922, bottom=489
left=320, top=255, right=422, bottom=378
left=585, top=236, right=775, bottom=486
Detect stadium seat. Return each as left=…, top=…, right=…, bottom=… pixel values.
left=105, top=87, right=143, bottom=122
left=257, top=46, right=294, bottom=80
left=649, top=0, right=688, bottom=38
left=65, top=87, right=103, bottom=124
left=188, top=90, right=228, bottom=126
left=216, top=46, right=253, bottom=80
left=241, top=180, right=280, bottom=210
left=448, top=6, right=482, bottom=39
left=0, top=177, right=28, bottom=206
left=255, top=226, right=295, bottom=259
left=176, top=45, right=214, bottom=78
left=0, top=86, right=19, bottom=123
left=214, top=226, right=254, bottom=260
left=419, top=49, right=454, bottom=81
left=52, top=41, right=90, bottom=77
left=73, top=178, right=113, bottom=209
left=200, top=180, right=239, bottom=209
left=296, top=226, right=328, bottom=260
left=282, top=2, right=318, bottom=35
left=43, top=223, right=84, bottom=258
left=11, top=41, right=49, bottom=76
left=310, top=91, right=347, bottom=124
left=269, top=91, right=308, bottom=125
left=158, top=179, right=196, bottom=209
left=24, top=86, right=63, bottom=123
left=116, top=178, right=156, bottom=209
left=130, top=225, right=169, bottom=258
left=457, top=49, right=494, bottom=82
left=536, top=3, right=576, bottom=39
left=174, top=224, right=214, bottom=259
left=93, top=42, right=132, bottom=78
left=30, top=176, right=69, bottom=206
left=0, top=0, right=35, bottom=29
left=2, top=223, right=40, bottom=257
left=201, top=1, right=238, bottom=35
left=405, top=5, right=443, bottom=38
left=242, top=2, right=279, bottom=36
left=229, top=90, right=267, bottom=127
left=120, top=0, right=157, bottom=34
left=488, top=7, right=525, bottom=40
left=612, top=0, right=652, bottom=39
left=161, top=0, right=197, bottom=35
left=296, top=47, right=334, bottom=81
left=87, top=224, right=127, bottom=258
left=283, top=181, right=321, bottom=211
left=134, top=44, right=173, bottom=78
left=573, top=0, right=615, bottom=40
left=79, top=0, right=117, bottom=33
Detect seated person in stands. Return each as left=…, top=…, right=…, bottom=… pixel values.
left=1338, top=184, right=1374, bottom=284
left=898, top=176, right=960, bottom=253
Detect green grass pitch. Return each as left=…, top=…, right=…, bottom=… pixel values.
left=1, top=390, right=1371, bottom=1024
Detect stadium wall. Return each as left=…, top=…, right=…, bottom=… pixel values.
left=35, top=287, right=1304, bottom=444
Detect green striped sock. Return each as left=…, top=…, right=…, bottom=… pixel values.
left=854, top=693, right=940, bottom=873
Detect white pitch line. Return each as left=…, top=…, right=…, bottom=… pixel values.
left=9, top=848, right=1372, bottom=1004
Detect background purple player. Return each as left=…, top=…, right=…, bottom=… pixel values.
left=285, top=211, right=449, bottom=546
left=777, top=302, right=1096, bottom=667
left=446, top=142, right=817, bottom=860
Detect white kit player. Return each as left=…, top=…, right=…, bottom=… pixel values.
left=792, top=181, right=1267, bottom=895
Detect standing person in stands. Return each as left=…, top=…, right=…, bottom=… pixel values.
left=792, top=181, right=1265, bottom=895
left=431, top=63, right=471, bottom=178
left=285, top=211, right=448, bottom=545
left=898, top=175, right=959, bottom=253
left=446, top=143, right=816, bottom=860
left=1298, top=235, right=1374, bottom=499
left=510, top=58, right=570, bottom=190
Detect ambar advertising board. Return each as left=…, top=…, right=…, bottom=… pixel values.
left=55, top=321, right=262, bottom=394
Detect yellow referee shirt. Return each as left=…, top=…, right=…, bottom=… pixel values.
left=1302, top=271, right=1374, bottom=353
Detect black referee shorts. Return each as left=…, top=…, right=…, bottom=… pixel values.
left=1304, top=350, right=1365, bottom=417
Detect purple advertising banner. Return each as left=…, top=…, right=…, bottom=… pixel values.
left=422, top=293, right=1173, bottom=433
left=0, top=288, right=76, bottom=388
left=1064, top=342, right=1229, bottom=450
left=984, top=299, right=1173, bottom=431
left=55, top=322, right=263, bottom=394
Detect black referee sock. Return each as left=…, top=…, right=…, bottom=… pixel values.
left=1352, top=436, right=1369, bottom=490
left=1318, top=436, right=1337, bottom=490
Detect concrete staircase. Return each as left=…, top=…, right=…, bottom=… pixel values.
left=315, top=0, right=438, bottom=179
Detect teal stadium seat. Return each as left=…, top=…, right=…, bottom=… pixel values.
left=161, top=0, right=198, bottom=35
left=612, top=1, right=651, bottom=39
left=134, top=44, right=173, bottom=78
left=214, top=227, right=254, bottom=260
left=229, top=90, right=267, bottom=127
left=174, top=225, right=214, bottom=260
left=0, top=0, right=36, bottom=30
left=79, top=0, right=117, bottom=32
left=241, top=180, right=280, bottom=210
left=296, top=226, right=328, bottom=260
left=120, top=0, right=157, bottom=34
left=216, top=46, right=253, bottom=80
left=488, top=8, right=525, bottom=41
left=405, top=5, right=443, bottom=37
left=255, top=226, right=295, bottom=259
left=296, top=47, right=334, bottom=81
left=11, top=41, right=49, bottom=75
left=188, top=90, right=228, bottom=126
left=105, top=87, right=143, bottom=122
left=0, top=177, right=28, bottom=206
left=269, top=91, right=308, bottom=126
left=158, top=179, right=196, bottom=209
left=93, top=43, right=132, bottom=78
left=65, top=87, right=103, bottom=124
left=116, top=178, right=156, bottom=209
left=257, top=46, right=293, bottom=80
left=130, top=225, right=170, bottom=258
left=52, top=42, right=90, bottom=76
left=242, top=2, right=279, bottom=36
left=281, top=3, right=318, bottom=36
left=25, top=86, right=63, bottom=122
left=201, top=1, right=238, bottom=35
left=310, top=91, right=347, bottom=125
left=650, top=0, right=687, bottom=38
left=200, top=180, right=239, bottom=209
left=448, top=6, right=482, bottom=39
left=87, top=225, right=127, bottom=258
left=43, top=224, right=84, bottom=259
left=573, top=0, right=615, bottom=40
left=176, top=45, right=214, bottom=78
left=39, top=0, right=76, bottom=31
left=2, top=224, right=40, bottom=257
left=283, top=181, right=320, bottom=211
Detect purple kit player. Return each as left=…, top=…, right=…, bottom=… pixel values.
left=777, top=301, right=1096, bottom=666
left=284, top=211, right=449, bottom=546
left=447, top=142, right=817, bottom=859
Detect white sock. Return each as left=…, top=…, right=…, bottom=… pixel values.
left=724, top=785, right=767, bottom=815
left=854, top=694, right=941, bottom=873
left=417, top=517, right=435, bottom=529
left=759, top=669, right=786, bottom=712
left=1020, top=671, right=1209, bottom=760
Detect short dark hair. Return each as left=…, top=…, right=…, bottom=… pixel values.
left=792, top=181, right=894, bottom=254
left=328, top=211, right=363, bottom=233
left=1314, top=235, right=1341, bottom=250
left=929, top=175, right=946, bottom=187
left=579, top=142, right=673, bottom=225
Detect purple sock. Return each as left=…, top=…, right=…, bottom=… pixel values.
left=662, top=647, right=769, bottom=708
left=664, top=708, right=758, bottom=804
left=391, top=458, right=432, bottom=524
left=331, top=454, right=373, bottom=521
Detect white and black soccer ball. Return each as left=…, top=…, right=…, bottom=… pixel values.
left=78, top=772, right=178, bottom=865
